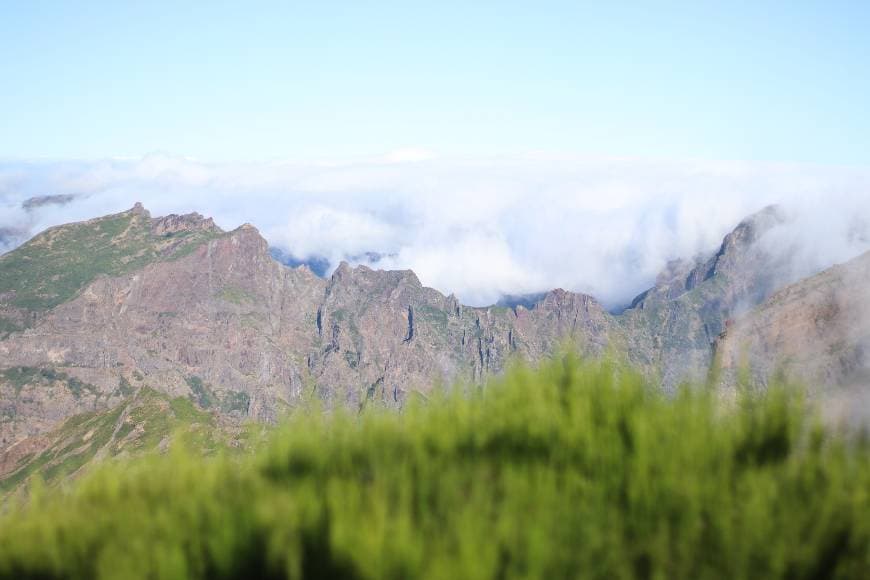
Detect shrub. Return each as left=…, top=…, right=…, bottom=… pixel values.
left=0, top=355, right=867, bottom=579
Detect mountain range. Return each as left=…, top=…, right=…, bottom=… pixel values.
left=1, top=202, right=868, bottom=489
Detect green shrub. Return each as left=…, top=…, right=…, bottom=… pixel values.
left=0, top=356, right=867, bottom=579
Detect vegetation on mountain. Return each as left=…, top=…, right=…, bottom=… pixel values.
left=0, top=386, right=238, bottom=493
left=0, top=356, right=867, bottom=579
left=0, top=207, right=222, bottom=333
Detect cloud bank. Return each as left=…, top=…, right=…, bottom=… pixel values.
left=1, top=153, right=868, bottom=308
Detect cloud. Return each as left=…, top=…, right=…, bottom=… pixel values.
left=1, top=154, right=868, bottom=307
left=382, top=148, right=437, bottom=163
left=269, top=206, right=399, bottom=265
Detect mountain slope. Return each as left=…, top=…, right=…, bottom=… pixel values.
left=619, top=205, right=790, bottom=387
left=716, top=249, right=870, bottom=423
left=0, top=203, right=222, bottom=336
left=0, top=386, right=239, bottom=494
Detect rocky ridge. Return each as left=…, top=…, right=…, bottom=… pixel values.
left=1, top=202, right=868, bottom=486
left=0, top=204, right=615, bottom=456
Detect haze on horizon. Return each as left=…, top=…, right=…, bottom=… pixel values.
left=1, top=1, right=868, bottom=307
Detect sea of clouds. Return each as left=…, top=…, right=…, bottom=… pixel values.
left=1, top=152, right=868, bottom=309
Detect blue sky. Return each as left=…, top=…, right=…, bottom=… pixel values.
left=1, top=1, right=868, bottom=164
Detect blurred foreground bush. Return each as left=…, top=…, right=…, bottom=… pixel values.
left=0, top=355, right=868, bottom=579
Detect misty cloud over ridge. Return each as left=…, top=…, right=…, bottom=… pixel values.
left=1, top=153, right=868, bottom=308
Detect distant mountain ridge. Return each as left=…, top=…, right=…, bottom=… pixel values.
left=1, top=202, right=868, bottom=488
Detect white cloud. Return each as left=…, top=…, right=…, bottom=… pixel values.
left=1, top=155, right=868, bottom=308
left=382, top=148, right=437, bottom=163
left=268, top=206, right=398, bottom=265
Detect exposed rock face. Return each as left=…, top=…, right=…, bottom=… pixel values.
left=0, top=205, right=615, bottom=450
left=1, top=202, right=868, bottom=462
left=716, top=250, right=870, bottom=424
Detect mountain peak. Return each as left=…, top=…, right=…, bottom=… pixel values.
left=630, top=204, right=787, bottom=310
left=129, top=202, right=150, bottom=217
left=151, top=212, right=221, bottom=237
left=707, top=205, right=786, bottom=270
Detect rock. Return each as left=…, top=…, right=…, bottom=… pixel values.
left=715, top=249, right=870, bottom=425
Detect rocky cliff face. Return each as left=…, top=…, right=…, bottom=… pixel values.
left=715, top=249, right=870, bottom=424
left=1, top=202, right=867, bottom=478
left=0, top=205, right=616, bottom=455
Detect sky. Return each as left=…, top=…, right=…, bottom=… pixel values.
left=1, top=1, right=869, bottom=163
left=0, top=2, right=869, bottom=307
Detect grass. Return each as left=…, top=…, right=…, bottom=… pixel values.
left=0, top=406, right=123, bottom=493
left=0, top=355, right=868, bottom=579
left=0, top=367, right=98, bottom=398
left=0, top=387, right=224, bottom=493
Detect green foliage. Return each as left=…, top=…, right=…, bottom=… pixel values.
left=0, top=356, right=868, bottom=579
left=0, top=318, right=22, bottom=339
left=416, top=304, right=449, bottom=333
left=170, top=396, right=212, bottom=424
left=0, top=406, right=123, bottom=493
left=186, top=376, right=218, bottom=409
left=220, top=390, right=251, bottom=414
left=0, top=367, right=45, bottom=391
left=115, top=376, right=135, bottom=397
left=0, top=388, right=223, bottom=493
left=0, top=367, right=97, bottom=398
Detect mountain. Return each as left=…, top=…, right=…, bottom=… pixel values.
left=715, top=249, right=870, bottom=424
left=619, top=205, right=791, bottom=388
left=0, top=202, right=222, bottom=336
left=0, top=204, right=614, bottom=457
left=1, top=202, right=867, bottom=489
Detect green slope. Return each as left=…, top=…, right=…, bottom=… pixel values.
left=0, top=386, right=238, bottom=494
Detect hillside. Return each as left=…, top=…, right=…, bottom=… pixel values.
left=716, top=249, right=870, bottom=424
left=0, top=203, right=223, bottom=336
left=0, top=386, right=240, bottom=492
left=619, top=205, right=791, bottom=388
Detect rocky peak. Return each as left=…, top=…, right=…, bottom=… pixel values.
left=129, top=202, right=151, bottom=218
left=697, top=204, right=785, bottom=282
left=329, top=262, right=421, bottom=289
left=226, top=223, right=265, bottom=245
left=333, top=261, right=353, bottom=277
left=629, top=205, right=787, bottom=311
left=540, top=288, right=588, bottom=305
left=150, top=211, right=221, bottom=236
